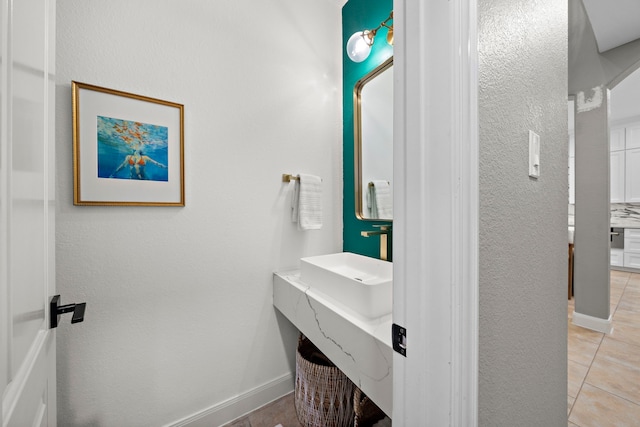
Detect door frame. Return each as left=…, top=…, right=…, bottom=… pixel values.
left=392, top=0, right=478, bottom=424
left=1, top=0, right=57, bottom=425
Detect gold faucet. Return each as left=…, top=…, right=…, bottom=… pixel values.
left=361, top=225, right=392, bottom=261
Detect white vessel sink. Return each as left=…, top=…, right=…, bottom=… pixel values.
left=299, top=252, right=392, bottom=319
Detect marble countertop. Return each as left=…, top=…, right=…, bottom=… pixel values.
left=610, top=221, right=640, bottom=229
left=567, top=218, right=640, bottom=229
left=273, top=271, right=393, bottom=417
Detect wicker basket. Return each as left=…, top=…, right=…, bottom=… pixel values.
left=294, top=334, right=355, bottom=427
left=353, top=387, right=386, bottom=427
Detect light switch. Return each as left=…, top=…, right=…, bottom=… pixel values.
left=529, top=130, right=540, bottom=179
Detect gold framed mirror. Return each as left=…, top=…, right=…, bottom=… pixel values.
left=354, top=57, right=393, bottom=220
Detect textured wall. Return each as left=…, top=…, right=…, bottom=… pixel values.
left=55, top=1, right=342, bottom=425
left=478, top=0, right=568, bottom=425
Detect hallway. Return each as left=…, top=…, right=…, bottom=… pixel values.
left=568, top=270, right=640, bottom=425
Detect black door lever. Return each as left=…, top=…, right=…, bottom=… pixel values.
left=50, top=295, right=86, bottom=328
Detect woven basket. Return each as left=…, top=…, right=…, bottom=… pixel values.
left=294, top=334, right=355, bottom=427
left=353, top=387, right=386, bottom=427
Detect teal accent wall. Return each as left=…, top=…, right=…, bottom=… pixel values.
left=342, top=0, right=393, bottom=259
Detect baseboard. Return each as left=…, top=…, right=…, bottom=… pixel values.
left=572, top=311, right=613, bottom=334
left=165, top=373, right=294, bottom=427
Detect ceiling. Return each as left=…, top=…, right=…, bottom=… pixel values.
left=580, top=0, right=640, bottom=122
left=582, top=0, right=640, bottom=53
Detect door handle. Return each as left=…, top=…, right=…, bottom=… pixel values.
left=50, top=295, right=86, bottom=329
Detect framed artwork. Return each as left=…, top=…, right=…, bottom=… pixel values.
left=72, top=81, right=185, bottom=206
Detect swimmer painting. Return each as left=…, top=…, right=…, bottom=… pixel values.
left=97, top=116, right=169, bottom=181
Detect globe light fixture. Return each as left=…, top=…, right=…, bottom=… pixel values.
left=346, top=30, right=374, bottom=63
left=345, top=11, right=393, bottom=63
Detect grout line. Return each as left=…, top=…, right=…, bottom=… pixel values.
left=582, top=382, right=640, bottom=409
left=568, top=331, right=605, bottom=422
left=568, top=271, right=639, bottom=424
left=567, top=273, right=628, bottom=422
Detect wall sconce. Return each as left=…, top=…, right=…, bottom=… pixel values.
left=346, top=11, right=393, bottom=63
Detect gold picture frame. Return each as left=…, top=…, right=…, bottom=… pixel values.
left=72, top=81, right=185, bottom=206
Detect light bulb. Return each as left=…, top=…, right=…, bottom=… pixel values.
left=346, top=30, right=373, bottom=63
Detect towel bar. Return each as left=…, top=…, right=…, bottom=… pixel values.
left=283, top=173, right=323, bottom=183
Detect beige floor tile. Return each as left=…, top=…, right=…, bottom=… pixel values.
left=610, top=303, right=618, bottom=317
left=567, top=341, right=598, bottom=367
left=568, top=321, right=604, bottom=344
left=568, top=423, right=579, bottom=427
left=611, top=273, right=630, bottom=287
left=626, top=275, right=640, bottom=290
left=610, top=308, right=640, bottom=348
left=585, top=337, right=640, bottom=405
left=611, top=278, right=628, bottom=299
left=569, top=383, right=640, bottom=427
left=568, top=337, right=600, bottom=368
left=568, top=359, right=588, bottom=398
left=610, top=270, right=631, bottom=280
left=611, top=288, right=624, bottom=307
left=618, top=287, right=640, bottom=312
left=568, top=395, right=575, bottom=415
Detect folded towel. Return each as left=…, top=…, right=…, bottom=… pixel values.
left=291, top=174, right=322, bottom=230
left=369, top=180, right=392, bottom=219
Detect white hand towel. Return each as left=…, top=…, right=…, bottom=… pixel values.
left=292, top=174, right=322, bottom=229
left=370, top=180, right=392, bottom=219
left=291, top=174, right=322, bottom=230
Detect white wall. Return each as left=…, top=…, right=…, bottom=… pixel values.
left=55, top=1, right=342, bottom=425
left=611, top=66, right=640, bottom=122
left=478, top=0, right=568, bottom=424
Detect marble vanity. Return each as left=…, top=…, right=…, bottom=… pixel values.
left=273, top=257, right=393, bottom=417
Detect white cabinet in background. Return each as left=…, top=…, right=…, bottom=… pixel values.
left=626, top=123, right=640, bottom=149
left=611, top=150, right=625, bottom=203
left=609, top=121, right=640, bottom=203
left=569, top=133, right=575, bottom=204
left=625, top=148, right=640, bottom=202
left=623, top=229, right=640, bottom=269
left=624, top=253, right=640, bottom=269
left=569, top=156, right=575, bottom=204
left=611, top=248, right=624, bottom=267
left=611, top=127, right=626, bottom=151
left=624, top=229, right=640, bottom=253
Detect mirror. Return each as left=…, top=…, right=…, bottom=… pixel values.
left=355, top=58, right=393, bottom=220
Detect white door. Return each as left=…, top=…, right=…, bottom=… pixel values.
left=1, top=0, right=57, bottom=426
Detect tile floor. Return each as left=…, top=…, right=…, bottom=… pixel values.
left=222, top=392, right=301, bottom=427
left=226, top=270, right=640, bottom=427
left=222, top=391, right=390, bottom=427
left=568, top=270, right=640, bottom=426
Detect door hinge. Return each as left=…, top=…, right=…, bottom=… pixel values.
left=392, top=323, right=406, bottom=357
